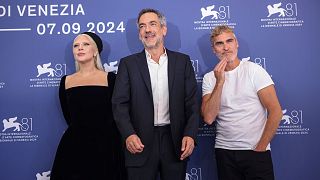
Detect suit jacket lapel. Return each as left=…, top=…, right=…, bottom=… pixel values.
left=136, top=50, right=152, bottom=96
left=167, top=49, right=176, bottom=93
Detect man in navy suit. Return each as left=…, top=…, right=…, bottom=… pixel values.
left=112, top=8, right=199, bottom=180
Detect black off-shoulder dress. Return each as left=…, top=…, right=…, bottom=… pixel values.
left=51, top=72, right=126, bottom=180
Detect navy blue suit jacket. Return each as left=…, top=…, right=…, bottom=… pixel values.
left=112, top=49, right=199, bottom=166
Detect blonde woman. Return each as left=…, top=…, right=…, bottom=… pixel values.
left=51, top=32, right=126, bottom=179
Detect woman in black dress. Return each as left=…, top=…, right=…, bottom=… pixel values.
left=51, top=32, right=126, bottom=180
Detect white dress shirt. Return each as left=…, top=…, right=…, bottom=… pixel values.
left=145, top=49, right=170, bottom=126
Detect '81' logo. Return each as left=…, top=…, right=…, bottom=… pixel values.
left=267, top=2, right=298, bottom=17
left=190, top=59, right=199, bottom=75
left=242, top=57, right=269, bottom=73
left=2, top=117, right=33, bottom=132
left=253, top=57, right=267, bottom=70
left=186, top=168, right=202, bottom=180
left=36, top=62, right=66, bottom=78
left=214, top=5, right=230, bottom=19
left=281, top=109, right=303, bottom=125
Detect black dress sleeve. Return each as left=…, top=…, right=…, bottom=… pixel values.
left=59, top=75, right=71, bottom=125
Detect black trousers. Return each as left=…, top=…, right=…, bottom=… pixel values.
left=215, top=148, right=275, bottom=180
left=127, top=125, right=187, bottom=180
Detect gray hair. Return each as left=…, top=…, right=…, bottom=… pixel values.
left=210, top=25, right=236, bottom=45
left=137, top=8, right=167, bottom=28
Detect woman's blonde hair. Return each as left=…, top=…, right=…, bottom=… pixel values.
left=73, top=34, right=104, bottom=72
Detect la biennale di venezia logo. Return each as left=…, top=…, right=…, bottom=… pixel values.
left=104, top=60, right=119, bottom=73
left=1, top=116, right=39, bottom=143
left=36, top=170, right=51, bottom=180
left=277, top=108, right=310, bottom=135
left=260, top=2, right=304, bottom=28
left=193, top=4, right=237, bottom=30
left=30, top=62, right=66, bottom=88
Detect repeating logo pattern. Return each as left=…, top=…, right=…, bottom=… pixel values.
left=186, top=168, right=202, bottom=180
left=267, top=3, right=289, bottom=17
left=261, top=2, right=304, bottom=28
left=2, top=117, right=25, bottom=132
left=30, top=62, right=66, bottom=88
left=194, top=4, right=237, bottom=30
left=198, top=122, right=215, bottom=137
left=200, top=5, right=220, bottom=20
left=277, top=108, right=310, bottom=135
left=103, top=60, right=119, bottom=73
left=36, top=63, right=56, bottom=77
left=0, top=116, right=39, bottom=143
left=242, top=56, right=270, bottom=74
left=190, top=59, right=203, bottom=83
left=0, top=81, right=5, bottom=89
left=36, top=171, right=51, bottom=180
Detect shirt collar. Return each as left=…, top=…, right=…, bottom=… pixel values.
left=145, top=48, right=167, bottom=60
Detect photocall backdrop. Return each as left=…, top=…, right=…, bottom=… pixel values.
left=1, top=0, right=319, bottom=179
